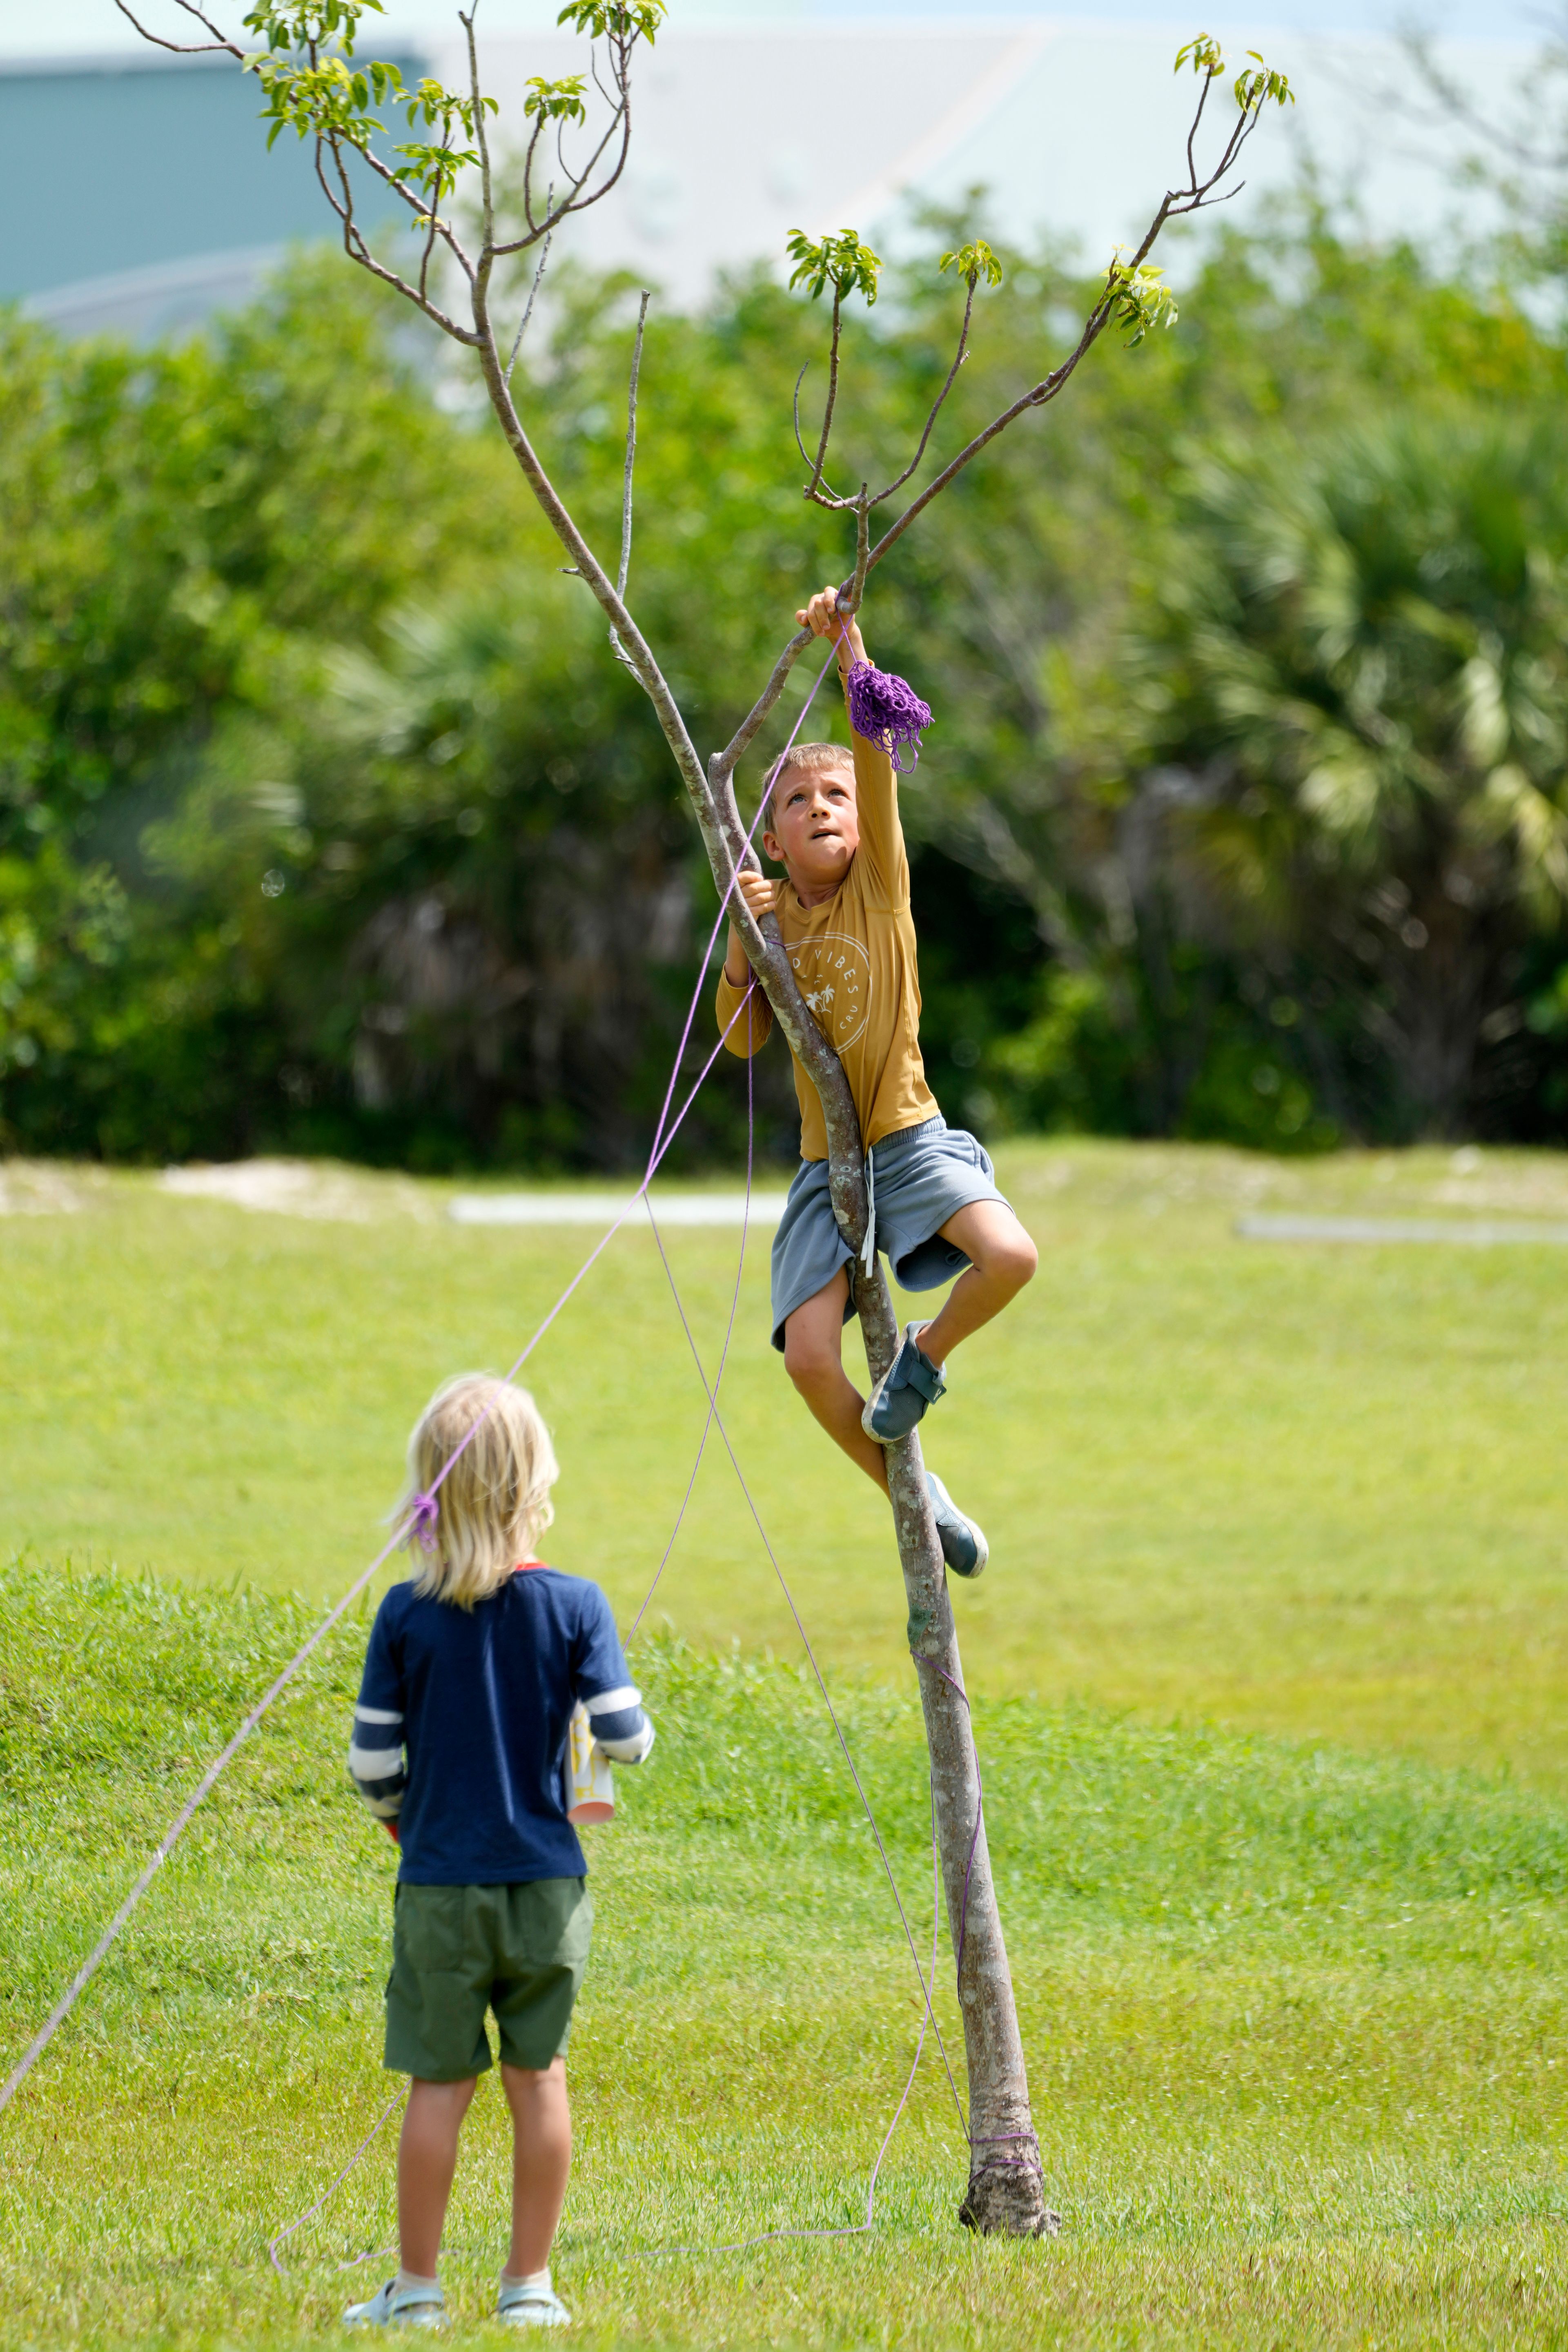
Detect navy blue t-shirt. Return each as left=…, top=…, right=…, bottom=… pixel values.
left=354, top=1566, right=637, bottom=1885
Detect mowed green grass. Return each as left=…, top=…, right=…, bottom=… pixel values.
left=2, top=1560, right=1568, bottom=2350
left=3, top=1140, right=1568, bottom=1785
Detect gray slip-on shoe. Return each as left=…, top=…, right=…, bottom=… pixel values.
left=927, top=1471, right=988, bottom=1579
left=497, top=2281, right=572, bottom=2330
left=862, top=1321, right=947, bottom=1443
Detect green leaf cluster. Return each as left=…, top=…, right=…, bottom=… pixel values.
left=938, top=239, right=1004, bottom=291
left=784, top=227, right=883, bottom=308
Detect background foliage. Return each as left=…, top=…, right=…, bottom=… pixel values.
left=5, top=208, right=1568, bottom=1168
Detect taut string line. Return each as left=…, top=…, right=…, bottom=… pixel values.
left=0, top=634, right=845, bottom=2125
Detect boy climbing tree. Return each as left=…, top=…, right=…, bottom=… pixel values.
left=107, top=0, right=1293, bottom=2241
left=720, top=587, right=1038, bottom=1577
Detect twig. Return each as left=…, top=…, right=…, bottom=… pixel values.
left=609, top=290, right=653, bottom=670
left=491, top=33, right=641, bottom=258
left=868, top=267, right=978, bottom=510
left=617, top=292, right=651, bottom=601
left=504, top=186, right=555, bottom=384
left=849, top=488, right=871, bottom=614
left=791, top=364, right=815, bottom=473
left=1185, top=62, right=1214, bottom=191
left=805, top=290, right=845, bottom=504
left=463, top=5, right=494, bottom=251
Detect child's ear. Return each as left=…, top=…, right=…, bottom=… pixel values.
left=761, top=828, right=784, bottom=865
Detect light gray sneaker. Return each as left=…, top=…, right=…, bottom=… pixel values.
left=497, top=2279, right=573, bottom=2329
left=863, top=1321, right=947, bottom=1443
left=343, top=2279, right=448, bottom=2331
left=927, top=1472, right=988, bottom=1579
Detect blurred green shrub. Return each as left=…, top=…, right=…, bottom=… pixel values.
left=4, top=211, right=1568, bottom=1163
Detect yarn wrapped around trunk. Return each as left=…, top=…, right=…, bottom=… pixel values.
left=846, top=657, right=933, bottom=773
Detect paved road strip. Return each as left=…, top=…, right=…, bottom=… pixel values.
left=451, top=1192, right=790, bottom=1227
left=1237, top=1213, right=1568, bottom=1245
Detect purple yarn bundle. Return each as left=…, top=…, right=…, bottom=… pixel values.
left=846, top=657, right=933, bottom=773
left=408, top=1491, right=441, bottom=1553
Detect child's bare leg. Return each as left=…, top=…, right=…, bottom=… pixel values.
left=501, top=2058, right=572, bottom=2277
left=397, top=2076, right=477, bottom=2276
left=783, top=1272, right=889, bottom=1492
left=914, top=1203, right=1038, bottom=1372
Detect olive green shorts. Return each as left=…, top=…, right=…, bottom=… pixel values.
left=384, top=1878, right=592, bottom=2082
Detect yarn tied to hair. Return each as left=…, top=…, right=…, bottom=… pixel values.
left=846, top=657, right=933, bottom=774
left=408, top=1491, right=441, bottom=1553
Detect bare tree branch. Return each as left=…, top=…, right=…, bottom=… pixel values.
left=311, top=133, right=482, bottom=343
left=112, top=0, right=241, bottom=55
left=712, top=629, right=815, bottom=782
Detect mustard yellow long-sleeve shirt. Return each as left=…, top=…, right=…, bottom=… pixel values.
left=714, top=703, right=938, bottom=1162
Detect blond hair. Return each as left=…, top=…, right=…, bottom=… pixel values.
left=400, top=1374, right=559, bottom=1608
left=764, top=739, right=854, bottom=830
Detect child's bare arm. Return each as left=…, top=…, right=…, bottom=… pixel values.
left=798, top=584, right=902, bottom=902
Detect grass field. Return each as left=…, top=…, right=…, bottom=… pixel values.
left=4, top=1140, right=1568, bottom=1782
left=4, top=1139, right=1568, bottom=2346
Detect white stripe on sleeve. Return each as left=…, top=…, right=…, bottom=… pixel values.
left=585, top=1686, right=641, bottom=1716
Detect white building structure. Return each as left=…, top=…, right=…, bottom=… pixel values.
left=0, top=0, right=1540, bottom=337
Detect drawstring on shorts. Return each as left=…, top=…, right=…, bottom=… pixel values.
left=860, top=1148, right=877, bottom=1276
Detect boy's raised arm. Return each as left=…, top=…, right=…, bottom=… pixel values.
left=806, top=591, right=903, bottom=909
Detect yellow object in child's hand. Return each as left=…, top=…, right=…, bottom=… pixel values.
left=567, top=1701, right=615, bottom=1825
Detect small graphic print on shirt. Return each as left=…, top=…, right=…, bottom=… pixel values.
left=788, top=931, right=872, bottom=1054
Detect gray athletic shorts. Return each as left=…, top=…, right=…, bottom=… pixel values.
left=769, top=1114, right=1009, bottom=1351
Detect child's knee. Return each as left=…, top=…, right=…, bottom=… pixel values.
left=783, top=1321, right=840, bottom=1394
left=501, top=2057, right=566, bottom=2109
left=987, top=1217, right=1038, bottom=1290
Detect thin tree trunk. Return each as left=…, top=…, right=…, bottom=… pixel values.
left=462, top=185, right=1052, bottom=2239
left=701, top=767, right=1055, bottom=2236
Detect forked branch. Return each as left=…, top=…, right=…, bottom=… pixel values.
left=868, top=238, right=999, bottom=512
left=806, top=43, right=1290, bottom=608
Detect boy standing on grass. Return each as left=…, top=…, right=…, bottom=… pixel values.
left=717, top=586, right=1038, bottom=1577
left=344, top=1374, right=653, bottom=2333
